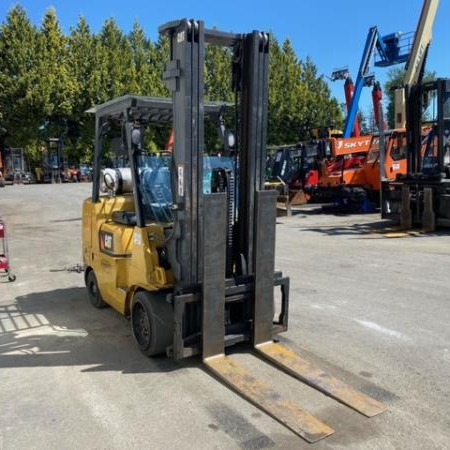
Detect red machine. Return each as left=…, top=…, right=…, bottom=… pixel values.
left=0, top=150, right=4, bottom=187
left=372, top=81, right=385, bottom=131
left=344, top=77, right=362, bottom=136
left=0, top=218, right=16, bottom=282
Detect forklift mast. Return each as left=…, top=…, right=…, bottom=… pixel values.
left=382, top=78, right=450, bottom=228
left=399, top=1, right=441, bottom=176
left=156, top=22, right=386, bottom=440
left=408, top=78, right=450, bottom=177
left=159, top=20, right=280, bottom=359
left=394, top=0, right=440, bottom=129
left=160, top=20, right=269, bottom=283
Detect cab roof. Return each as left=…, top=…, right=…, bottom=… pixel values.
left=86, top=94, right=230, bottom=123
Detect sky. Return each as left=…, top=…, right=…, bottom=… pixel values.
left=1, top=0, right=449, bottom=120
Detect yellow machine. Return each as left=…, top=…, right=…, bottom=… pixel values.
left=83, top=193, right=171, bottom=307
left=82, top=95, right=223, bottom=354
left=82, top=19, right=386, bottom=443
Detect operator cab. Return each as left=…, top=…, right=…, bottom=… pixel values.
left=103, top=153, right=236, bottom=226
left=88, top=95, right=234, bottom=229
left=83, top=95, right=235, bottom=312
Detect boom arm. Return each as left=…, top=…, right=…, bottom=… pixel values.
left=394, top=0, right=440, bottom=128
left=343, top=27, right=380, bottom=137
left=342, top=27, right=410, bottom=138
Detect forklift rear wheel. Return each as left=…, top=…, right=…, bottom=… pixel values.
left=86, top=270, right=107, bottom=309
left=131, top=291, right=173, bottom=357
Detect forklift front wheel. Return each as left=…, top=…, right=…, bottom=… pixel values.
left=86, top=270, right=107, bottom=309
left=131, top=291, right=173, bottom=357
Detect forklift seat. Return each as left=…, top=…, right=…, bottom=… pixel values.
left=112, top=211, right=137, bottom=226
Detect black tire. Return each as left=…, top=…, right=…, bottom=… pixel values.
left=8, top=273, right=16, bottom=282
left=131, top=290, right=173, bottom=357
left=86, top=270, right=107, bottom=308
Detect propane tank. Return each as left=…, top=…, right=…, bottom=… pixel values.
left=100, top=168, right=133, bottom=194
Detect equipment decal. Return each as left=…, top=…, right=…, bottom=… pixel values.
left=100, top=231, right=114, bottom=253
left=178, top=165, right=184, bottom=197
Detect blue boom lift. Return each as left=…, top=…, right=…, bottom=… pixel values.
left=333, top=27, right=413, bottom=138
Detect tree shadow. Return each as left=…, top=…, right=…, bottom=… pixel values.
left=0, top=287, right=198, bottom=374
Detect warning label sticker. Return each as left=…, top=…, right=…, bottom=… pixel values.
left=178, top=165, right=184, bottom=197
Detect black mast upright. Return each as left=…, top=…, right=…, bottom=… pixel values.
left=160, top=19, right=205, bottom=289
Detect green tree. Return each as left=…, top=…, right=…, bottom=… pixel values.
left=384, top=67, right=436, bottom=128
left=268, top=38, right=302, bottom=144
left=205, top=43, right=232, bottom=102
left=358, top=110, right=371, bottom=134
left=143, top=35, right=172, bottom=150
left=30, top=8, right=76, bottom=140
left=128, top=20, right=153, bottom=95
left=204, top=42, right=233, bottom=151
left=300, top=57, right=343, bottom=134
left=0, top=6, right=39, bottom=148
left=148, top=35, right=170, bottom=97
left=67, top=16, right=104, bottom=161
left=99, top=18, right=136, bottom=99
left=268, top=38, right=342, bottom=145
left=0, top=11, right=345, bottom=160
left=69, top=17, right=104, bottom=107
left=128, top=21, right=147, bottom=95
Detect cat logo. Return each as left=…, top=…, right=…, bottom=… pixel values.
left=100, top=231, right=114, bottom=253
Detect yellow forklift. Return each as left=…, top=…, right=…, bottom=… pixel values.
left=83, top=19, right=386, bottom=443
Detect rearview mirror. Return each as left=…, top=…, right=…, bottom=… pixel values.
left=131, top=128, right=142, bottom=149
left=227, top=131, right=236, bottom=149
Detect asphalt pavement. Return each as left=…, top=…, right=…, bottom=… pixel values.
left=0, top=183, right=449, bottom=449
